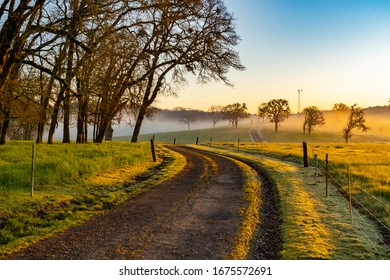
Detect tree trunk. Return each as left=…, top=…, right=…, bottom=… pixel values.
left=62, top=91, right=71, bottom=143
left=37, top=51, right=63, bottom=143
left=105, top=122, right=113, bottom=141
left=76, top=96, right=86, bottom=143
left=84, top=111, right=88, bottom=143
left=274, top=122, right=278, bottom=133
left=131, top=105, right=147, bottom=143
left=95, top=119, right=109, bottom=143
left=36, top=95, right=50, bottom=143
left=0, top=110, right=10, bottom=145
left=47, top=89, right=65, bottom=144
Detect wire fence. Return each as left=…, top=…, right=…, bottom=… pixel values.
left=202, top=139, right=390, bottom=258
left=307, top=151, right=390, bottom=258
left=0, top=142, right=153, bottom=196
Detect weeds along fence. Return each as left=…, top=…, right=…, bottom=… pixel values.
left=304, top=144, right=390, bottom=257
left=0, top=142, right=151, bottom=196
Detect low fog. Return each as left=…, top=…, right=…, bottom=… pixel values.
left=261, top=107, right=390, bottom=137
left=48, top=106, right=390, bottom=141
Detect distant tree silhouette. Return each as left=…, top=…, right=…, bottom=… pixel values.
left=208, top=105, right=224, bottom=128
left=221, top=103, right=250, bottom=128
left=343, top=104, right=369, bottom=143
left=302, top=106, right=325, bottom=135
left=174, top=107, right=197, bottom=130
left=333, top=103, right=349, bottom=112
left=265, top=99, right=291, bottom=133
left=257, top=103, right=268, bottom=122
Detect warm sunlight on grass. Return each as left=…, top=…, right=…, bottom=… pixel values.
left=228, top=158, right=261, bottom=260
left=0, top=142, right=185, bottom=258
left=193, top=145, right=390, bottom=259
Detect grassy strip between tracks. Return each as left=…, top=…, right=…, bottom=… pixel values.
left=0, top=143, right=186, bottom=258
left=226, top=157, right=261, bottom=260
left=191, top=144, right=390, bottom=260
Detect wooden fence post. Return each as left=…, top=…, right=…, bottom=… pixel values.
left=237, top=138, right=240, bottom=152
left=325, top=153, right=329, bottom=197
left=196, top=137, right=199, bottom=145
left=31, top=143, right=35, bottom=197
left=303, top=142, right=308, bottom=167
left=150, top=138, right=157, bottom=162
left=173, top=137, right=176, bottom=145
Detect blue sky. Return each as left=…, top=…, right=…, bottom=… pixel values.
left=159, top=0, right=390, bottom=113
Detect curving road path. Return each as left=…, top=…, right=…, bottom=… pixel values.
left=250, top=128, right=263, bottom=142
left=8, top=146, right=248, bottom=260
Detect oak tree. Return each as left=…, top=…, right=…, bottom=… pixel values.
left=265, top=99, right=291, bottom=133
left=343, top=104, right=369, bottom=143
left=302, top=106, right=325, bottom=135
left=221, top=103, right=250, bottom=128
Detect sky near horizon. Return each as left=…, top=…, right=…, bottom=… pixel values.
left=157, top=0, right=390, bottom=114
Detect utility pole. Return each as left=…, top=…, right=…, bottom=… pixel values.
left=297, top=88, right=303, bottom=113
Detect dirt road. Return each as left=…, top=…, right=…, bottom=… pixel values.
left=250, top=128, right=263, bottom=142
left=8, top=146, right=251, bottom=260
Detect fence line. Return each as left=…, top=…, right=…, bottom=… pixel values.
left=331, top=192, right=387, bottom=259
left=350, top=181, right=390, bottom=209
left=325, top=163, right=390, bottom=227
left=306, top=154, right=390, bottom=256
left=0, top=143, right=135, bottom=193
left=316, top=157, right=390, bottom=227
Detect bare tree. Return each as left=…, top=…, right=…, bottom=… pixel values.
left=302, top=106, right=325, bottom=135
left=0, top=0, right=46, bottom=95
left=208, top=105, right=223, bottom=128
left=343, top=104, right=369, bottom=143
left=175, top=108, right=197, bottom=130
left=1, top=0, right=245, bottom=144
left=265, top=99, right=291, bottom=133
left=0, top=0, right=47, bottom=144
left=130, top=0, right=245, bottom=142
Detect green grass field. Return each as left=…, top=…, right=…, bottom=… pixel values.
left=0, top=141, right=185, bottom=258
left=115, top=125, right=253, bottom=144
left=2, top=119, right=390, bottom=259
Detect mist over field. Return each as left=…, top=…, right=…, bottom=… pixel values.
left=48, top=106, right=390, bottom=142
left=258, top=106, right=390, bottom=140
left=50, top=111, right=234, bottom=140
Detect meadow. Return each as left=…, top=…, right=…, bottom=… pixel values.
left=115, top=125, right=253, bottom=144
left=1, top=113, right=390, bottom=259
left=0, top=141, right=185, bottom=257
